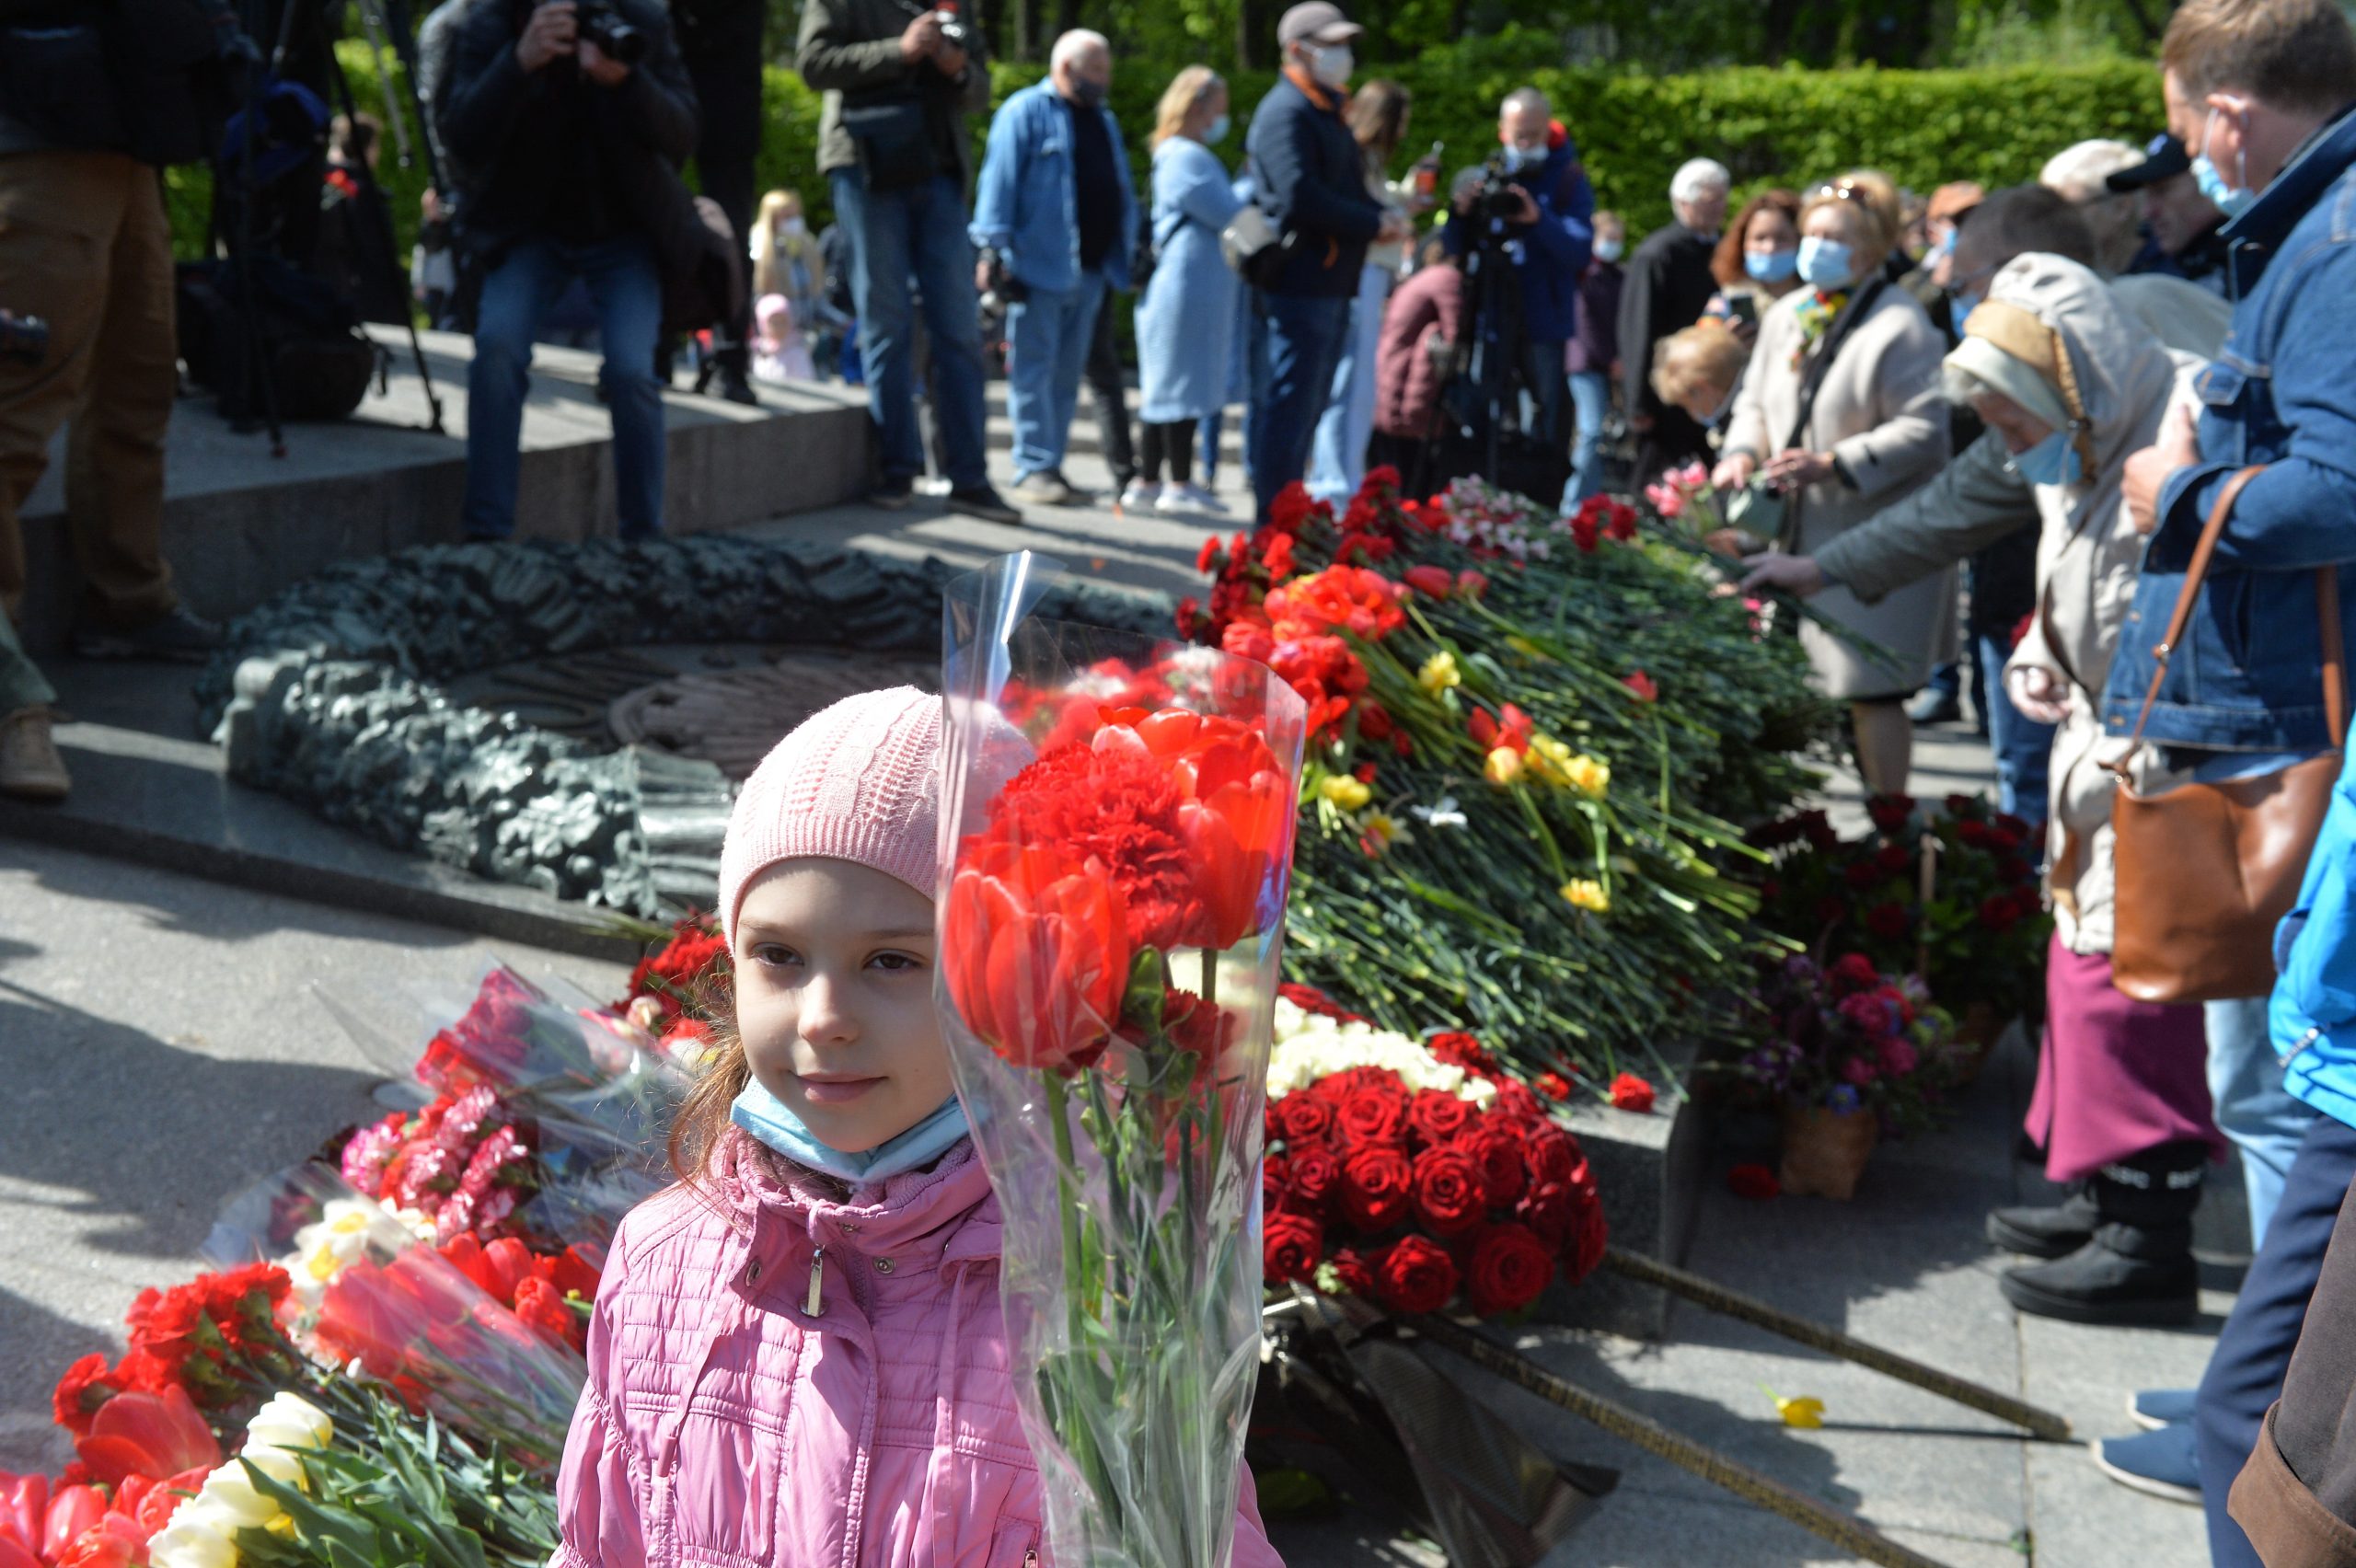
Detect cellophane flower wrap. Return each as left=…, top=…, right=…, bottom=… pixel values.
left=936, top=553, right=1307, bottom=1568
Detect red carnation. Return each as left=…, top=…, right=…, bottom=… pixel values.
left=1265, top=1211, right=1326, bottom=1284
left=1608, top=1072, right=1655, bottom=1113
left=1371, top=1235, right=1460, bottom=1315
left=1727, top=1163, right=1781, bottom=1201
left=1465, top=1221, right=1557, bottom=1316
left=52, top=1355, right=121, bottom=1438
left=1407, top=1089, right=1476, bottom=1147
left=1339, top=1146, right=1415, bottom=1231
left=1535, top=1070, right=1574, bottom=1101
left=1457, top=1123, right=1529, bottom=1208
left=1409, top=1147, right=1489, bottom=1238
left=1403, top=563, right=1454, bottom=598
left=1623, top=670, right=1659, bottom=703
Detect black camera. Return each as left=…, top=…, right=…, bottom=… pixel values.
left=1469, top=156, right=1530, bottom=227
left=575, top=1, right=646, bottom=64
left=933, top=6, right=971, bottom=47
left=0, top=309, right=48, bottom=365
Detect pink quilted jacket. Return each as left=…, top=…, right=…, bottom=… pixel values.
left=552, top=1129, right=1284, bottom=1568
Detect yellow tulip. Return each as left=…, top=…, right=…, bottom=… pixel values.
left=1357, top=810, right=1406, bottom=857
left=1484, top=747, right=1524, bottom=785
left=1319, top=775, right=1372, bottom=812
left=1564, top=754, right=1611, bottom=798
left=1417, top=650, right=1462, bottom=695
left=1775, top=1395, right=1826, bottom=1429
left=1560, top=879, right=1611, bottom=914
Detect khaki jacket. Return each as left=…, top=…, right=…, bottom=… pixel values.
left=1726, top=280, right=1951, bottom=699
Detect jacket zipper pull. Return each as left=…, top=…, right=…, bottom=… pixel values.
left=805, top=1245, right=826, bottom=1318
left=1023, top=1553, right=1038, bottom=1568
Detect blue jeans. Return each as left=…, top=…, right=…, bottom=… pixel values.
left=827, top=169, right=989, bottom=489
left=1248, top=291, right=1351, bottom=520
left=1308, top=263, right=1388, bottom=505
left=1566, top=369, right=1611, bottom=505
left=1976, top=630, right=2055, bottom=835
left=465, top=235, right=664, bottom=538
left=2194, top=1111, right=2356, bottom=1568
left=2207, top=994, right=2320, bottom=1245
left=1004, top=271, right=1104, bottom=481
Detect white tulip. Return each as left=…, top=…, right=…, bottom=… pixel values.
left=149, top=1510, right=239, bottom=1568
left=192, top=1469, right=279, bottom=1531
left=247, top=1392, right=333, bottom=1454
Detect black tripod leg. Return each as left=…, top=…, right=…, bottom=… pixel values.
left=323, top=21, right=445, bottom=433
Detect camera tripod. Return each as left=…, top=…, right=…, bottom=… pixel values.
left=1417, top=207, right=1531, bottom=499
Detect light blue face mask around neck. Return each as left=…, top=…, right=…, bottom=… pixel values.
left=732, top=1078, right=971, bottom=1184
left=2008, top=427, right=2084, bottom=488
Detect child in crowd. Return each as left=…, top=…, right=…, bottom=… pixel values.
left=552, top=687, right=1282, bottom=1568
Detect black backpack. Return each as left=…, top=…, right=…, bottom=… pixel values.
left=177, top=257, right=381, bottom=424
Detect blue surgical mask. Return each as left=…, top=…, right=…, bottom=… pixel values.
left=2191, top=108, right=2257, bottom=220
left=1796, top=236, right=1854, bottom=290
left=1205, top=113, right=1230, bottom=145
left=2008, top=428, right=2084, bottom=488
left=1502, top=144, right=1542, bottom=173
left=1593, top=237, right=1624, bottom=263
left=1949, top=294, right=1975, bottom=340
left=1744, top=248, right=1797, bottom=283
left=732, top=1079, right=972, bottom=1184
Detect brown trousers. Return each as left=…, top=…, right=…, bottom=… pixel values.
left=0, top=149, right=179, bottom=629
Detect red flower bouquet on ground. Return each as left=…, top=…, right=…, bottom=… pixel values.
left=939, top=552, right=1307, bottom=1568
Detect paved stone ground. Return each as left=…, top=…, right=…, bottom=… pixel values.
left=0, top=406, right=2238, bottom=1563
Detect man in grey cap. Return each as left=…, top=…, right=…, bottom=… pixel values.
left=1242, top=0, right=1408, bottom=518
left=2108, top=131, right=2230, bottom=293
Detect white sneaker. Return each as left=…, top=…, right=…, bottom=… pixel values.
left=1119, top=480, right=1162, bottom=513
left=1157, top=482, right=1228, bottom=517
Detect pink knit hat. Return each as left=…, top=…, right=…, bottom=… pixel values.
left=717, top=686, right=942, bottom=945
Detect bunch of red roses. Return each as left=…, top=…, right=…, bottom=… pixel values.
left=1262, top=1065, right=1607, bottom=1320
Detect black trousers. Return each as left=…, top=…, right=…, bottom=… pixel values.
left=686, top=49, right=760, bottom=372
left=1084, top=294, right=1135, bottom=488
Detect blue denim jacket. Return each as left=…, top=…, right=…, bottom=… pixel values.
left=2274, top=725, right=2356, bottom=1130
left=2099, top=107, right=2356, bottom=754
left=968, top=82, right=1137, bottom=295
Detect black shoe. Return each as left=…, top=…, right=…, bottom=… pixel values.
left=1987, top=1184, right=2100, bottom=1260
left=1907, top=686, right=1962, bottom=724
left=1999, top=1230, right=2199, bottom=1325
left=71, top=605, right=225, bottom=663
left=870, top=474, right=916, bottom=510
left=945, top=484, right=1022, bottom=525
left=716, top=363, right=759, bottom=407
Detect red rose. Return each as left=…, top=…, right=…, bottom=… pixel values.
left=1425, top=1031, right=1498, bottom=1076
left=1608, top=1073, right=1655, bottom=1113
left=1865, top=794, right=1916, bottom=833
left=1335, top=1086, right=1411, bottom=1149
left=1826, top=953, right=1880, bottom=996
left=1565, top=1187, right=1610, bottom=1283
left=1410, top=1147, right=1488, bottom=1237
left=1287, top=1144, right=1343, bottom=1212
left=1464, top=1222, right=1557, bottom=1316
left=1265, top=1211, right=1326, bottom=1284
left=1357, top=701, right=1395, bottom=742
left=1874, top=844, right=1912, bottom=878
left=1372, top=1235, right=1460, bottom=1315
left=1456, top=1123, right=1529, bottom=1207
left=1957, top=818, right=1992, bottom=848
left=1978, top=894, right=2021, bottom=932
left=1407, top=1089, right=1475, bottom=1147
left=1842, top=859, right=1887, bottom=892
left=1275, top=1094, right=1335, bottom=1146
left=1326, top=1247, right=1376, bottom=1297
left=1263, top=1155, right=1292, bottom=1212
left=1491, top=1079, right=1545, bottom=1124
left=1997, top=855, right=2034, bottom=885
left=1726, top=1163, right=1781, bottom=1201
left=1524, top=1125, right=1583, bottom=1188
left=1865, top=901, right=1909, bottom=940
left=1518, top=1180, right=1574, bottom=1248
left=1339, top=1147, right=1415, bottom=1231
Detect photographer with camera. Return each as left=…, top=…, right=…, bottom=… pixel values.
left=1442, top=86, right=1593, bottom=455
left=0, top=0, right=249, bottom=801
left=797, top=0, right=1018, bottom=522
left=432, top=0, right=701, bottom=541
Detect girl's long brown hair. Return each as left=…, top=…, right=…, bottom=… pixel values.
left=668, top=1007, right=753, bottom=1193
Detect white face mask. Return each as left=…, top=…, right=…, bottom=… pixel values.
left=1306, top=42, right=1353, bottom=88
left=778, top=216, right=806, bottom=239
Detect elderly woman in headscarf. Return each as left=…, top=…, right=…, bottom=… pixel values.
left=1955, top=254, right=2224, bottom=1332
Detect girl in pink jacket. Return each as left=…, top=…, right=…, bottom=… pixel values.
left=553, top=686, right=1283, bottom=1568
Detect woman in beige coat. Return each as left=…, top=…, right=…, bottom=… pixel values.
left=1715, top=184, right=1950, bottom=795
left=1951, top=254, right=2223, bottom=1329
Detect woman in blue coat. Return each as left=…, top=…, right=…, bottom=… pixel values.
left=1133, top=66, right=1244, bottom=517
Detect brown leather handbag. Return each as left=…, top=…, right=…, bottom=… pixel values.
left=2106, top=466, right=2349, bottom=1004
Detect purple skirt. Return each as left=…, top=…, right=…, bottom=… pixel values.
left=2025, top=933, right=2224, bottom=1182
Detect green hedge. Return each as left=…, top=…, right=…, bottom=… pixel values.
left=171, top=46, right=2158, bottom=282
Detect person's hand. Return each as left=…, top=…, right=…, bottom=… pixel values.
left=931, top=40, right=967, bottom=75
left=2122, top=399, right=2200, bottom=536
left=1727, top=315, right=1759, bottom=350
left=1507, top=187, right=1539, bottom=225
left=1739, top=552, right=1827, bottom=597
left=578, top=35, right=629, bottom=86
left=975, top=256, right=993, bottom=295
left=1629, top=411, right=1654, bottom=434
left=515, top=0, right=576, bottom=72
left=899, top=10, right=943, bottom=63
left=2005, top=663, right=2071, bottom=725
left=422, top=188, right=445, bottom=222
left=1376, top=210, right=1412, bottom=244
left=1711, top=451, right=1756, bottom=491
left=1763, top=447, right=1835, bottom=489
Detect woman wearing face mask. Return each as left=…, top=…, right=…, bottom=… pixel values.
left=1949, top=255, right=2226, bottom=1338
left=1564, top=208, right=1627, bottom=505
left=1307, top=78, right=1419, bottom=507
left=1705, top=188, right=1802, bottom=348
left=1715, top=181, right=1950, bottom=796
left=751, top=189, right=826, bottom=354
left=1134, top=66, right=1246, bottom=516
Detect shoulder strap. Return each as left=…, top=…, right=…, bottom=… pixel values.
left=1782, top=275, right=1886, bottom=456
left=2107, top=465, right=2350, bottom=770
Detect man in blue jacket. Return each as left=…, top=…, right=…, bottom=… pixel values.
left=1446, top=86, right=1593, bottom=455
left=2076, top=0, right=2356, bottom=1548
left=971, top=29, right=1134, bottom=508
left=1244, top=1, right=1408, bottom=520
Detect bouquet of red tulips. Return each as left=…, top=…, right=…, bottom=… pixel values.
left=938, top=554, right=1307, bottom=1568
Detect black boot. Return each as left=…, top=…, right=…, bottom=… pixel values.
left=1999, top=1143, right=2205, bottom=1326
left=1987, top=1182, right=2099, bottom=1259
